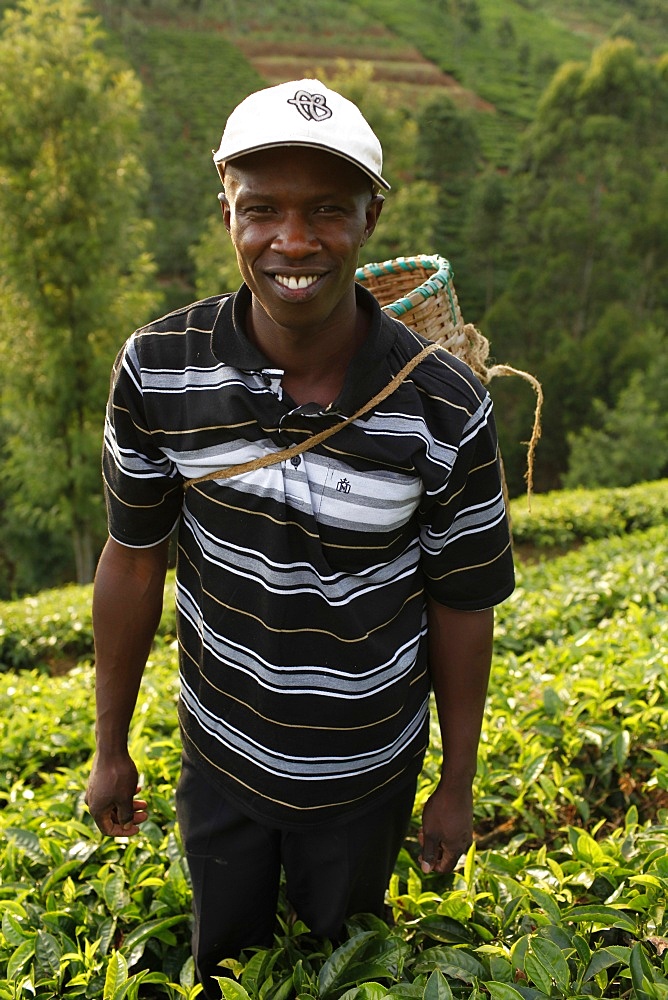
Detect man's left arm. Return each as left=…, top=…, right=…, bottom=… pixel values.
left=419, top=596, right=494, bottom=874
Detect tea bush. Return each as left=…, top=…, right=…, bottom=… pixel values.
left=508, top=479, right=668, bottom=551
left=1, top=502, right=667, bottom=997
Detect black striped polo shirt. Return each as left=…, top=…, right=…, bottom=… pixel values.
left=102, top=283, right=514, bottom=828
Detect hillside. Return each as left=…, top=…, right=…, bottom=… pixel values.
left=96, top=0, right=668, bottom=120
left=1, top=0, right=666, bottom=299
left=83, top=0, right=667, bottom=304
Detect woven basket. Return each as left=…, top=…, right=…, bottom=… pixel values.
left=355, top=254, right=543, bottom=500
left=355, top=254, right=495, bottom=382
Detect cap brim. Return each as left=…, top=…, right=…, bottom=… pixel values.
left=214, top=140, right=391, bottom=191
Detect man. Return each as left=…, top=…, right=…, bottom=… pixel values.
left=86, top=79, right=514, bottom=997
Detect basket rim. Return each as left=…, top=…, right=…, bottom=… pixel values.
left=355, top=254, right=458, bottom=326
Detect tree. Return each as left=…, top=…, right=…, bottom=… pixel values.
left=0, top=0, right=158, bottom=587
left=608, top=13, right=639, bottom=43
left=511, top=39, right=667, bottom=341
left=496, top=16, right=516, bottom=48
left=365, top=180, right=439, bottom=265
left=463, top=169, right=508, bottom=313
left=460, top=0, right=482, bottom=33
left=564, top=331, right=668, bottom=488
left=482, top=39, right=668, bottom=491
left=190, top=213, right=242, bottom=300
left=416, top=96, right=481, bottom=281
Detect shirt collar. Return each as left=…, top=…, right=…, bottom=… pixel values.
left=210, top=283, right=398, bottom=416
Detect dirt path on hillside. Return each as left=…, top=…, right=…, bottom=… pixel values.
left=95, top=4, right=495, bottom=114
left=239, top=41, right=496, bottom=113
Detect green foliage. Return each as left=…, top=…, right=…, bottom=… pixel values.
left=0, top=575, right=176, bottom=673
left=190, top=216, right=241, bottom=300
left=113, top=21, right=263, bottom=289
left=415, top=98, right=481, bottom=286
left=364, top=177, right=441, bottom=268
left=488, top=558, right=667, bottom=832
left=0, top=0, right=159, bottom=586
left=0, top=584, right=95, bottom=675
left=1, top=488, right=668, bottom=996
left=483, top=39, right=668, bottom=490
left=358, top=0, right=597, bottom=161
left=463, top=170, right=509, bottom=313
left=564, top=339, right=668, bottom=489
left=509, top=478, right=668, bottom=549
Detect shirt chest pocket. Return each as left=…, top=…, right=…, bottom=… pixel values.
left=312, top=460, right=423, bottom=536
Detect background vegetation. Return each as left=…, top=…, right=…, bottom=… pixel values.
left=0, top=7, right=665, bottom=995
left=1, top=484, right=667, bottom=998
left=0, top=0, right=666, bottom=596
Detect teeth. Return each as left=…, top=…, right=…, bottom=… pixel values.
left=275, top=274, right=318, bottom=290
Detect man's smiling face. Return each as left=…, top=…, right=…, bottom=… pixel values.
left=220, top=146, right=383, bottom=341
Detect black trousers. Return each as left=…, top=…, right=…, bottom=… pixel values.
left=175, top=753, right=416, bottom=998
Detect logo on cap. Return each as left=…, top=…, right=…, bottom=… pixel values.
left=287, top=90, right=333, bottom=123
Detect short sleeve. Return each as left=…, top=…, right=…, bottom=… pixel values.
left=102, top=336, right=183, bottom=547
left=418, top=392, right=514, bottom=610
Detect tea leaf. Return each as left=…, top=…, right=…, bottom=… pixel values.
left=412, top=947, right=484, bottom=982
left=423, top=969, right=454, bottom=1000
left=213, top=980, right=253, bottom=1000
left=565, top=905, right=637, bottom=932
left=120, top=914, right=187, bottom=965
left=629, top=941, right=659, bottom=1000
left=582, top=946, right=631, bottom=983
left=528, top=887, right=561, bottom=924
left=319, top=932, right=376, bottom=995
left=104, top=951, right=128, bottom=1000
left=528, top=937, right=571, bottom=992
left=34, top=930, right=61, bottom=979
left=6, top=940, right=35, bottom=982
left=418, top=915, right=472, bottom=944
left=485, top=985, right=526, bottom=1000
left=5, top=827, right=48, bottom=864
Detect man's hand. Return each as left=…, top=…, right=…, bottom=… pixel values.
left=86, top=750, right=148, bottom=837
left=418, top=780, right=473, bottom=874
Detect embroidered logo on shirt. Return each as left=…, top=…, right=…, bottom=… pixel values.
left=336, top=478, right=352, bottom=494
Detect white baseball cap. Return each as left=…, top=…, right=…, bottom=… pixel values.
left=213, top=78, right=390, bottom=191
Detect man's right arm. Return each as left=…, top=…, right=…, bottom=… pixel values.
left=86, top=535, right=170, bottom=836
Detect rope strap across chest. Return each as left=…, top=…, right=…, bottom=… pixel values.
left=183, top=341, right=440, bottom=490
